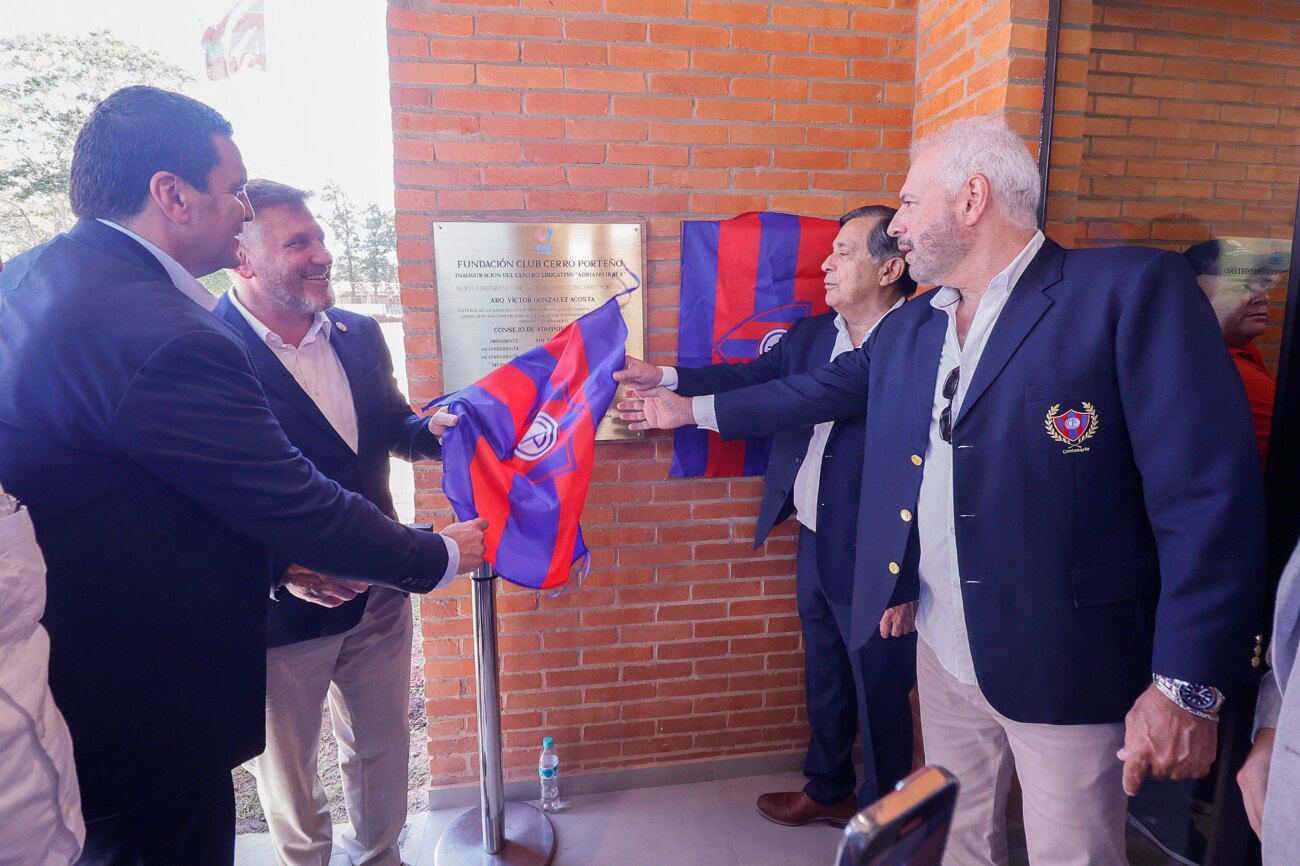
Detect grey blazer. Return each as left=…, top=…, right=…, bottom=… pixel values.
left=1257, top=542, right=1300, bottom=864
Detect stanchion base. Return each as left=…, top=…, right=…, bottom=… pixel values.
left=434, top=802, right=557, bottom=866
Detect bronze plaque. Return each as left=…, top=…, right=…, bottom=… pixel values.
left=433, top=221, right=646, bottom=441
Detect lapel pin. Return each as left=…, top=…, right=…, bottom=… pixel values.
left=335, top=320, right=347, bottom=332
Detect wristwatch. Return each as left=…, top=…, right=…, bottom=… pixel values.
left=1153, top=674, right=1224, bottom=721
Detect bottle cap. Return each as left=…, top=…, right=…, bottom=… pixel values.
left=542, top=736, right=554, bottom=749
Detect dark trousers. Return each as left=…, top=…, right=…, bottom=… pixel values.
left=77, top=773, right=235, bottom=866
left=797, top=525, right=917, bottom=807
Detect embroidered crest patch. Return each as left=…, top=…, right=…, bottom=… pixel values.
left=1044, top=403, right=1098, bottom=453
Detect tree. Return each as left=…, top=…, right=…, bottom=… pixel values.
left=0, top=32, right=191, bottom=259
left=319, top=181, right=361, bottom=292
left=361, top=202, right=397, bottom=291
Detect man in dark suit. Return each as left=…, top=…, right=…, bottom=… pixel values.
left=0, top=87, right=484, bottom=864
left=617, top=206, right=918, bottom=826
left=622, top=116, right=1266, bottom=864
left=215, top=179, right=447, bottom=866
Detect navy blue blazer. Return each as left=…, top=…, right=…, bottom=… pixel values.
left=214, top=297, right=442, bottom=648
left=0, top=220, right=451, bottom=819
left=676, top=311, right=917, bottom=613
left=712, top=239, right=1267, bottom=725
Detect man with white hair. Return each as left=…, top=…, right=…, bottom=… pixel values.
left=620, top=116, right=1265, bottom=864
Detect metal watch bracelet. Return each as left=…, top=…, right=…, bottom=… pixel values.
left=1153, top=676, right=1220, bottom=722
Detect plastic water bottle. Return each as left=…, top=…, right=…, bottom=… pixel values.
left=538, top=736, right=560, bottom=812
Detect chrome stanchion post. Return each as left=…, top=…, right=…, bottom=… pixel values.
left=434, top=564, right=556, bottom=865
left=473, top=564, right=505, bottom=853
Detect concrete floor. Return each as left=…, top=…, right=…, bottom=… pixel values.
left=235, top=770, right=1182, bottom=866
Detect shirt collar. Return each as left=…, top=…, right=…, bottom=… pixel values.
left=96, top=219, right=218, bottom=312
left=834, top=297, right=906, bottom=348
left=930, top=230, right=1046, bottom=310
left=227, top=287, right=333, bottom=349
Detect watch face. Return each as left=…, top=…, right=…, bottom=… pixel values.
left=1179, top=683, right=1219, bottom=711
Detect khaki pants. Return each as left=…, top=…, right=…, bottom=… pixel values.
left=245, top=588, right=412, bottom=866
left=916, top=639, right=1129, bottom=866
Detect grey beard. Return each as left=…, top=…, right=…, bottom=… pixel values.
left=264, top=277, right=334, bottom=315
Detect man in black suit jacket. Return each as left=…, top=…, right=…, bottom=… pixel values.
left=215, top=179, right=448, bottom=866
left=618, top=206, right=918, bottom=826
left=0, top=87, right=484, bottom=864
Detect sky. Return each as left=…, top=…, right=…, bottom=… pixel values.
left=8, top=0, right=397, bottom=209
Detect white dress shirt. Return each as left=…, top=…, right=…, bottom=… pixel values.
left=0, top=486, right=85, bottom=864
left=227, top=291, right=459, bottom=584
left=792, top=303, right=902, bottom=531
left=97, top=219, right=218, bottom=312
left=228, top=290, right=360, bottom=453
left=916, top=231, right=1045, bottom=684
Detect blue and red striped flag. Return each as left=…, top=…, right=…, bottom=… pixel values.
left=671, top=211, right=837, bottom=478
left=431, top=289, right=634, bottom=590
left=202, top=0, right=267, bottom=81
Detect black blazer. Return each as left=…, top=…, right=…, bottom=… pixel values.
left=0, top=220, right=451, bottom=819
left=214, top=297, right=442, bottom=647
left=676, top=311, right=916, bottom=612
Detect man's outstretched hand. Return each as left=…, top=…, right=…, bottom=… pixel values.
left=444, top=518, right=488, bottom=574
left=618, top=387, right=695, bottom=431
left=612, top=356, right=663, bottom=391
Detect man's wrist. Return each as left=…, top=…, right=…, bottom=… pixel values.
left=658, top=366, right=679, bottom=391
left=1153, top=674, right=1224, bottom=721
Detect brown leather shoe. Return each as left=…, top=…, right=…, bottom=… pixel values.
left=755, top=791, right=858, bottom=827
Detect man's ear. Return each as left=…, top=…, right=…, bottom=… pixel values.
left=959, top=174, right=991, bottom=227
left=233, top=246, right=256, bottom=280
left=880, top=256, right=905, bottom=287
left=148, top=171, right=190, bottom=225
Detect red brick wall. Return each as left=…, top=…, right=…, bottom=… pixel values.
left=1050, top=0, right=1300, bottom=249
left=1046, top=0, right=1300, bottom=364
left=913, top=0, right=1049, bottom=142
left=386, top=0, right=921, bottom=787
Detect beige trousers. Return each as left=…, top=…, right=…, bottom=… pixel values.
left=245, top=588, right=412, bottom=866
left=915, top=639, right=1129, bottom=866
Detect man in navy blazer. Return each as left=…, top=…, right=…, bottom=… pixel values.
left=618, top=206, right=918, bottom=826
left=623, top=117, right=1266, bottom=864
left=215, top=179, right=450, bottom=866
left=0, top=87, right=484, bottom=864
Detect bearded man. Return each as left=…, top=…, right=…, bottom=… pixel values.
left=215, top=179, right=460, bottom=866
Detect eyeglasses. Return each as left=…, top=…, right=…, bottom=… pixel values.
left=939, top=367, right=960, bottom=444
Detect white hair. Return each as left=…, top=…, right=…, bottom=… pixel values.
left=912, top=116, right=1041, bottom=230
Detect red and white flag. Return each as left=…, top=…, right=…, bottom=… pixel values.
left=202, top=0, right=266, bottom=81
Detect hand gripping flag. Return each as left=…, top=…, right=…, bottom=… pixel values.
left=202, top=0, right=267, bottom=81
left=431, top=286, right=635, bottom=590
left=671, top=211, right=837, bottom=477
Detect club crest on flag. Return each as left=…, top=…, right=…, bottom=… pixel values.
left=713, top=302, right=811, bottom=362
left=758, top=328, right=787, bottom=354
left=515, top=412, right=560, bottom=461
left=1044, top=403, right=1099, bottom=453
left=672, top=211, right=838, bottom=478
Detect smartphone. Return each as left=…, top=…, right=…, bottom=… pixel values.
left=834, top=766, right=960, bottom=866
